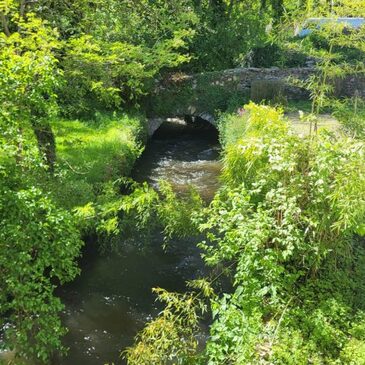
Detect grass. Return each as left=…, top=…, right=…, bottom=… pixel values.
left=49, top=112, right=146, bottom=209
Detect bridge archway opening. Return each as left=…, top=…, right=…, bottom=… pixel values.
left=150, top=115, right=218, bottom=142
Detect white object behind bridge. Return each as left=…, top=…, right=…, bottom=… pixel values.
left=295, top=17, right=365, bottom=37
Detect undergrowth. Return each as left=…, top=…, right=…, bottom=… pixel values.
left=125, top=103, right=365, bottom=365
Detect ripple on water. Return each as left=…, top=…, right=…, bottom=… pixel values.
left=59, top=119, right=220, bottom=365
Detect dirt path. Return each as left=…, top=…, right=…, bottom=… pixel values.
left=286, top=112, right=340, bottom=136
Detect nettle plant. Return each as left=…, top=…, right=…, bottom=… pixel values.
left=199, top=103, right=365, bottom=364
left=125, top=103, right=365, bottom=364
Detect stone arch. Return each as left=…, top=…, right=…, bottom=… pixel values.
left=147, top=113, right=216, bottom=138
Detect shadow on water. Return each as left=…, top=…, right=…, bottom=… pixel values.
left=133, top=118, right=221, bottom=201
left=57, top=118, right=221, bottom=365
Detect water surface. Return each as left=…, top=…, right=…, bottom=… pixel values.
left=58, top=119, right=221, bottom=365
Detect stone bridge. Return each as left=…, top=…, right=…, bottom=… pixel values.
left=147, top=112, right=216, bottom=136
left=144, top=67, right=365, bottom=136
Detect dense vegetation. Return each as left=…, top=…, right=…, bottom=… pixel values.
left=124, top=103, right=365, bottom=364
left=0, top=0, right=364, bottom=364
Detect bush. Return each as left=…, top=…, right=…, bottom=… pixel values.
left=249, top=44, right=307, bottom=68
left=0, top=183, right=83, bottom=362
left=201, top=104, right=365, bottom=364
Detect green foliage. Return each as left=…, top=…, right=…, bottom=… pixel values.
left=284, top=99, right=313, bottom=113
left=248, top=43, right=307, bottom=68
left=334, top=98, right=365, bottom=139
left=1, top=0, right=198, bottom=117
left=186, top=0, right=269, bottom=72
left=49, top=113, right=145, bottom=208
left=57, top=0, right=197, bottom=116
left=55, top=117, right=143, bottom=182
left=218, top=112, right=248, bottom=147
left=124, top=287, right=207, bottom=365
left=128, top=104, right=365, bottom=364
left=185, top=0, right=365, bottom=72
left=0, top=9, right=60, bottom=122
left=93, top=180, right=160, bottom=244
left=157, top=181, right=204, bottom=242
left=148, top=70, right=248, bottom=119
left=220, top=102, right=288, bottom=185
left=0, top=61, right=145, bottom=360
left=1, top=0, right=365, bottom=363
left=0, top=179, right=83, bottom=362
left=285, top=18, right=365, bottom=122
left=74, top=178, right=203, bottom=249
left=61, top=30, right=194, bottom=116
left=0, top=7, right=61, bottom=169
left=198, top=104, right=365, bottom=364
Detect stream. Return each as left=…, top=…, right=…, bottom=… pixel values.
left=58, top=119, right=221, bottom=365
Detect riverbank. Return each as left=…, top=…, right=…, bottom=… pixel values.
left=48, top=112, right=147, bottom=210
left=0, top=111, right=147, bottom=364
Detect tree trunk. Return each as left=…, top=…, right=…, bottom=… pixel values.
left=19, top=0, right=27, bottom=18
left=0, top=12, right=11, bottom=36
left=31, top=120, right=56, bottom=173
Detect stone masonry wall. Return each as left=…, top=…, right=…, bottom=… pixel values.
left=146, top=67, right=365, bottom=119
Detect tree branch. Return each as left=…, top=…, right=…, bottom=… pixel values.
left=19, top=0, right=27, bottom=18
left=0, top=12, right=11, bottom=36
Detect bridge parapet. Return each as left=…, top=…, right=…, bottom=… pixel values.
left=145, top=67, right=364, bottom=121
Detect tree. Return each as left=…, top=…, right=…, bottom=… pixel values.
left=187, top=0, right=269, bottom=71
left=56, top=0, right=198, bottom=115
left=0, top=1, right=61, bottom=171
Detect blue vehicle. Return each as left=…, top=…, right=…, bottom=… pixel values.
left=296, top=17, right=365, bottom=37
